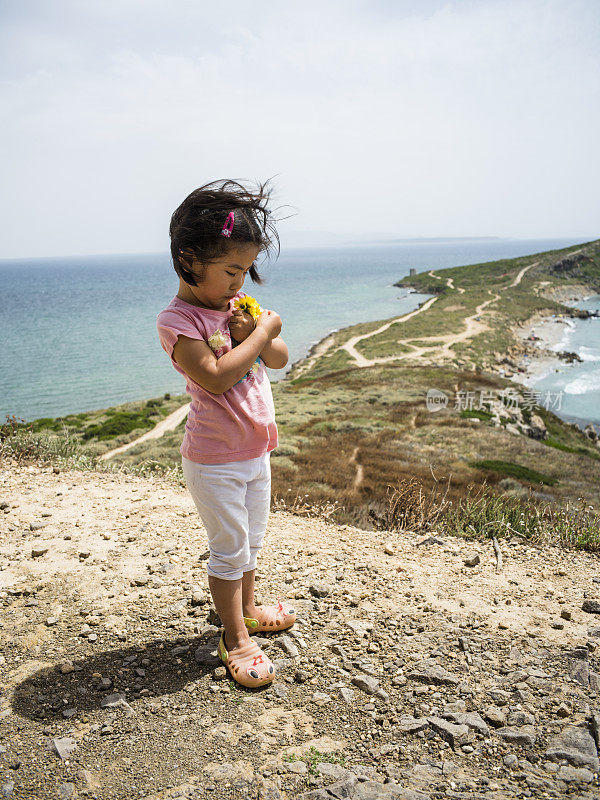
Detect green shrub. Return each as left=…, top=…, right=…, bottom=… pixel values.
left=82, top=411, right=156, bottom=441
left=470, top=459, right=557, bottom=486
left=30, top=417, right=63, bottom=432
left=544, top=437, right=597, bottom=458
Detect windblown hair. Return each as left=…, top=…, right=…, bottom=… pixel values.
left=169, top=179, right=280, bottom=286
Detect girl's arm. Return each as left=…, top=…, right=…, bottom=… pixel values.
left=173, top=326, right=270, bottom=395
left=259, top=336, right=289, bottom=369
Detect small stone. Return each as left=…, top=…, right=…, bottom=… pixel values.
left=407, top=660, right=460, bottom=686
left=273, top=635, right=299, bottom=658
left=191, top=591, right=206, bottom=606
left=507, top=711, right=535, bottom=726
left=351, top=675, right=389, bottom=701
left=556, top=703, right=571, bottom=718
left=60, top=662, right=74, bottom=674
left=383, top=543, right=396, bottom=556
left=428, top=716, right=470, bottom=747
left=286, top=761, right=307, bottom=774
left=443, top=711, right=489, bottom=735
left=503, top=754, right=518, bottom=768
left=48, top=737, right=77, bottom=760
left=396, top=715, right=429, bottom=733
left=30, top=521, right=47, bottom=531
left=560, top=609, right=572, bottom=621
left=545, top=725, right=599, bottom=771
left=31, top=546, right=48, bottom=558
left=312, top=692, right=331, bottom=704
left=316, top=763, right=351, bottom=780
left=309, top=584, right=330, bottom=598
left=556, top=765, right=594, bottom=783
left=78, top=550, right=91, bottom=560
left=57, top=782, right=77, bottom=799
left=417, top=536, right=445, bottom=546
left=494, top=725, right=536, bottom=747
left=100, top=693, right=135, bottom=716
left=213, top=666, right=227, bottom=681
left=484, top=706, right=506, bottom=727
left=486, top=688, right=510, bottom=706
left=262, top=684, right=285, bottom=701
left=45, top=617, right=58, bottom=626
left=582, top=600, right=600, bottom=615
left=568, top=658, right=589, bottom=686
left=294, top=670, right=310, bottom=684
left=87, top=633, right=98, bottom=642
left=464, top=552, right=480, bottom=567
left=338, top=687, right=354, bottom=703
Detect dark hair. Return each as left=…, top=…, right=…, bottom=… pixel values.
left=169, top=178, right=280, bottom=286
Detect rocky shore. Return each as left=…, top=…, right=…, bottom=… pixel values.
left=2, top=464, right=600, bottom=799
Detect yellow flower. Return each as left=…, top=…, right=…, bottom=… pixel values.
left=234, top=295, right=263, bottom=320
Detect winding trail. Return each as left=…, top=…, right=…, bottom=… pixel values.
left=336, top=262, right=539, bottom=369
left=348, top=446, right=364, bottom=492
left=99, top=403, right=191, bottom=461
left=510, top=262, right=535, bottom=288
left=340, top=296, right=439, bottom=366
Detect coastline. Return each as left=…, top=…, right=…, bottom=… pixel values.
left=510, top=313, right=580, bottom=386
left=510, top=284, right=599, bottom=387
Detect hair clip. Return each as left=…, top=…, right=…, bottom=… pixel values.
left=221, top=211, right=235, bottom=238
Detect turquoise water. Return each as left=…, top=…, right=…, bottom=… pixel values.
left=0, top=237, right=591, bottom=422
left=521, top=294, right=600, bottom=426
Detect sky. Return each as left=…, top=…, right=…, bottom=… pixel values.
left=1, top=0, right=599, bottom=258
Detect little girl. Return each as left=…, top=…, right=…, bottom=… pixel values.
left=156, top=179, right=296, bottom=688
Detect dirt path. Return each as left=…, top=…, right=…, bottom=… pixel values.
left=99, top=403, right=191, bottom=461
left=291, top=334, right=338, bottom=379
left=1, top=464, right=599, bottom=799
left=510, top=262, right=536, bottom=288
left=340, top=297, right=439, bottom=367
left=348, top=446, right=363, bottom=491
left=337, top=262, right=540, bottom=369
left=340, top=290, right=501, bottom=369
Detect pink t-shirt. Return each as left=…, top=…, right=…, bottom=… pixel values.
left=156, top=291, right=278, bottom=464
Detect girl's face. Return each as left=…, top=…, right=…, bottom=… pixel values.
left=178, top=244, right=260, bottom=311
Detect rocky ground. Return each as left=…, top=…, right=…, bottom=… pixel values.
left=1, top=464, right=600, bottom=799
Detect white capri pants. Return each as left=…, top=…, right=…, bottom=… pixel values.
left=182, top=452, right=271, bottom=581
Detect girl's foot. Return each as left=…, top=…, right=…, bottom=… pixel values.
left=218, top=630, right=275, bottom=688
left=243, top=597, right=296, bottom=633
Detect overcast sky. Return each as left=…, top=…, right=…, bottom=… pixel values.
left=1, top=0, right=599, bottom=258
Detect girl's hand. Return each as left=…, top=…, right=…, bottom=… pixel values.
left=228, top=309, right=255, bottom=343
left=256, top=309, right=282, bottom=340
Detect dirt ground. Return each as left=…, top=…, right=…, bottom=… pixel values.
left=1, top=463, right=600, bottom=799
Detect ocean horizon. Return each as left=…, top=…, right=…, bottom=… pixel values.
left=1, top=236, right=598, bottom=425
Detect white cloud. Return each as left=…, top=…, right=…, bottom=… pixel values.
left=1, top=0, right=599, bottom=257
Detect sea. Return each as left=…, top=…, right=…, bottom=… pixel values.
left=1, top=237, right=599, bottom=426
left=519, top=294, right=600, bottom=428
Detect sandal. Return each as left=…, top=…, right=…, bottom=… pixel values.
left=243, top=597, right=297, bottom=634
left=217, top=630, right=276, bottom=688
